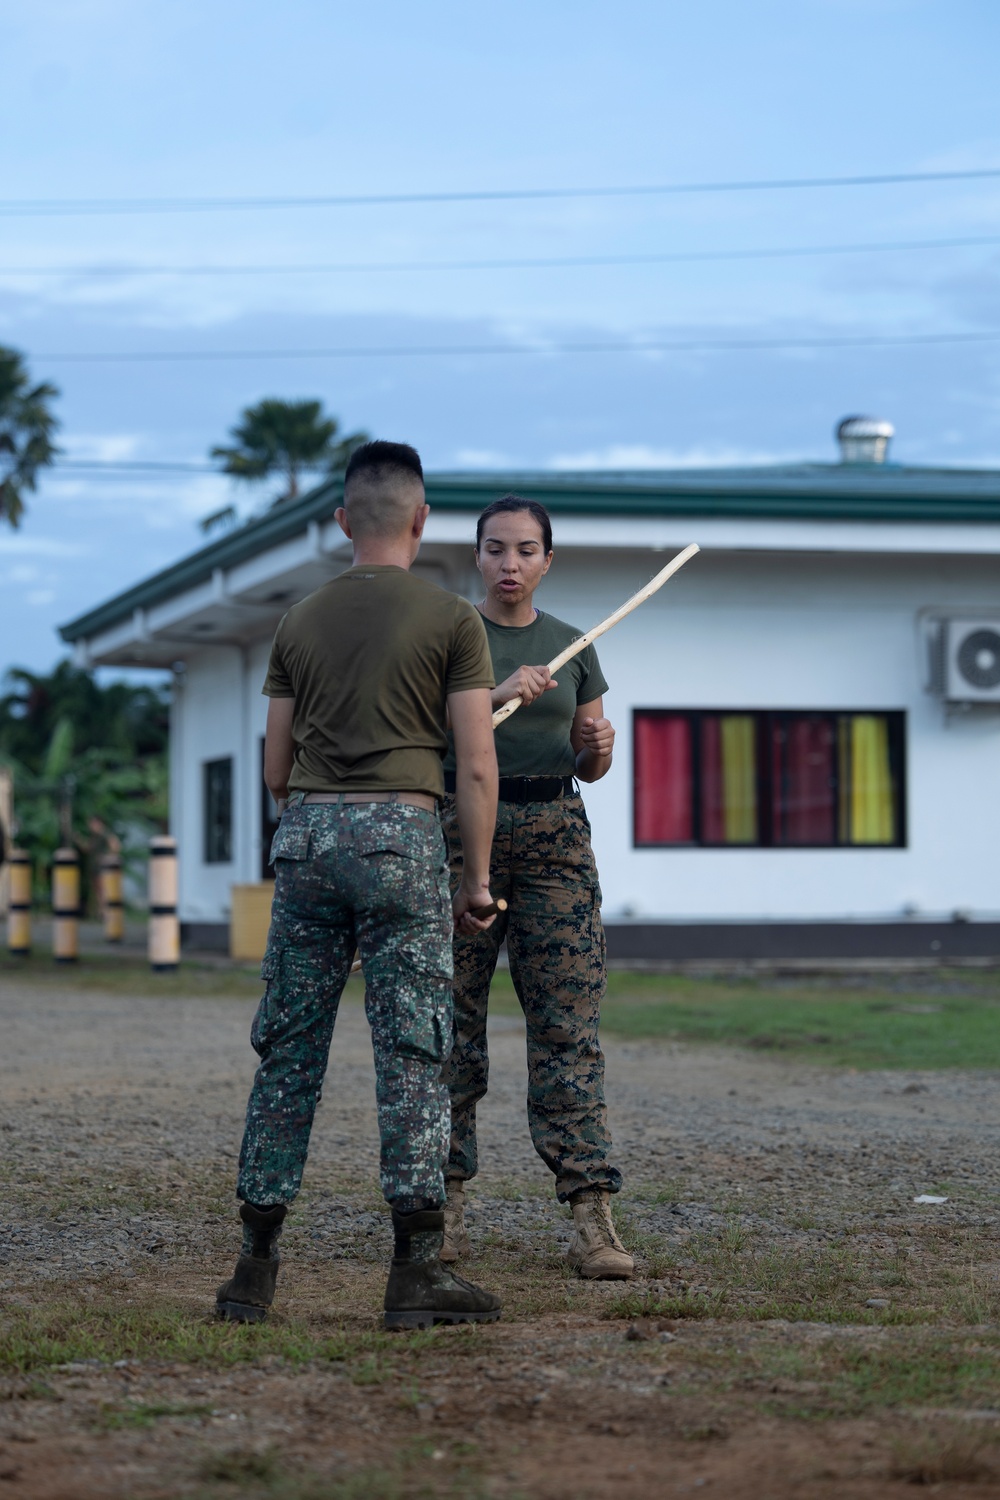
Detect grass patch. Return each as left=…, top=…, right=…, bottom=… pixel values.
left=0, top=951, right=266, bottom=999
left=633, top=1326, right=1000, bottom=1422
left=606, top=1227, right=1000, bottom=1328
left=192, top=1439, right=497, bottom=1500
left=488, top=967, right=1000, bottom=1069
left=94, top=1398, right=213, bottom=1430
left=890, top=1423, right=999, bottom=1485
left=0, top=1298, right=444, bottom=1375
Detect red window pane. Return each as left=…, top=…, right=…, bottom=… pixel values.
left=771, top=716, right=835, bottom=845
left=634, top=715, right=693, bottom=844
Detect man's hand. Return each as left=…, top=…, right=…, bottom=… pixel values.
left=453, top=880, right=498, bottom=935
left=492, top=664, right=556, bottom=710
left=578, top=716, right=615, bottom=758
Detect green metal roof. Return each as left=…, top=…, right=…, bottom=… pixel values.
left=59, top=463, right=1000, bottom=645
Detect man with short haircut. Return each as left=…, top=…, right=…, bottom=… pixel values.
left=216, top=440, right=502, bottom=1330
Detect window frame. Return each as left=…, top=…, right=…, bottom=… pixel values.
left=203, top=756, right=234, bottom=865
left=632, top=708, right=907, bottom=851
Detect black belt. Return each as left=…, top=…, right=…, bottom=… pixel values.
left=442, top=772, right=574, bottom=804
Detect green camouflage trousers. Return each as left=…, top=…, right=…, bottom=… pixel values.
left=237, top=797, right=454, bottom=1211
left=441, top=790, right=622, bottom=1202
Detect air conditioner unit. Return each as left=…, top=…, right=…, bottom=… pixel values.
left=945, top=618, right=1000, bottom=702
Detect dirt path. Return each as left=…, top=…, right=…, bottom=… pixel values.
left=1, top=975, right=999, bottom=1498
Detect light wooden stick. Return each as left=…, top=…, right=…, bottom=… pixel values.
left=491, top=542, right=700, bottom=727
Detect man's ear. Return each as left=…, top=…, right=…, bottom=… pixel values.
left=335, top=506, right=352, bottom=538
left=411, top=502, right=430, bottom=539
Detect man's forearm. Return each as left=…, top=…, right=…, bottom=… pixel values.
left=454, top=768, right=497, bottom=890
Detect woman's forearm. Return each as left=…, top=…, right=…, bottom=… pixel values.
left=575, top=747, right=613, bottom=783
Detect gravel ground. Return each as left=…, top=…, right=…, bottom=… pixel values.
left=3, top=974, right=1000, bottom=1499
left=2, top=976, right=999, bottom=1286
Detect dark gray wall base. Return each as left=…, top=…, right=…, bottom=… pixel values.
left=180, top=921, right=230, bottom=953
left=603, top=921, right=1000, bottom=965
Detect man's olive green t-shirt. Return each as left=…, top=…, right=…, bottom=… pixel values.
left=443, top=610, right=609, bottom=779
left=263, top=565, right=494, bottom=798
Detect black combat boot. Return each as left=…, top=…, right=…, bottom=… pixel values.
left=383, top=1207, right=502, bottom=1332
left=215, top=1202, right=287, bottom=1324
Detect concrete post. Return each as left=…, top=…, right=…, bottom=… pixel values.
left=148, top=836, right=180, bottom=973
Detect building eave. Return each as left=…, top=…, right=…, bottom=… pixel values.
left=59, top=463, right=1000, bottom=648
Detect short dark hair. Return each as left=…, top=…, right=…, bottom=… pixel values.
left=344, top=439, right=424, bottom=489
left=475, top=494, right=553, bottom=554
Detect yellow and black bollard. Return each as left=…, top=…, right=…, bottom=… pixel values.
left=7, top=847, right=32, bottom=956
left=148, top=836, right=179, bottom=972
left=100, top=852, right=125, bottom=943
left=52, top=846, right=80, bottom=964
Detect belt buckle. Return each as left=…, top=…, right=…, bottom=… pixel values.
left=515, top=776, right=532, bottom=804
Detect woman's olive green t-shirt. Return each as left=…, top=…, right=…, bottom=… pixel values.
left=443, top=610, right=609, bottom=778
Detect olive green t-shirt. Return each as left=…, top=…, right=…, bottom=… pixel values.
left=444, top=610, right=609, bottom=778
left=263, top=565, right=494, bottom=798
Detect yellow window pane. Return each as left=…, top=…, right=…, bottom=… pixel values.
left=721, top=715, right=757, bottom=843
left=847, top=715, right=895, bottom=844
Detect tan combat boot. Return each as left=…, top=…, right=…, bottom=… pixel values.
left=565, top=1189, right=634, bottom=1280
left=440, top=1177, right=471, bottom=1264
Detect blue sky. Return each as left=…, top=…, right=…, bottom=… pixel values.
left=3, top=0, right=1000, bottom=672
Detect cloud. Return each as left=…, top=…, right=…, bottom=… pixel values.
left=61, top=431, right=144, bottom=462
left=547, top=442, right=805, bottom=471
left=0, top=535, right=88, bottom=556
left=26, top=589, right=56, bottom=606
left=43, top=471, right=233, bottom=527
left=451, top=447, right=512, bottom=468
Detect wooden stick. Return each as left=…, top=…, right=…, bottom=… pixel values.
left=491, top=543, right=700, bottom=727
left=349, top=897, right=508, bottom=974
left=349, top=549, right=701, bottom=974
left=469, top=897, right=508, bottom=919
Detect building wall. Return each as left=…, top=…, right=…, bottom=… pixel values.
left=171, top=643, right=270, bottom=923
left=539, top=548, right=1000, bottom=922
left=169, top=544, right=1000, bottom=927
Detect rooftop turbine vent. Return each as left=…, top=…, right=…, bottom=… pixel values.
left=836, top=415, right=895, bottom=465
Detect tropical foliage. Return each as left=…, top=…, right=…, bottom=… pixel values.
left=0, top=663, right=169, bottom=905
left=203, top=397, right=368, bottom=532
left=0, top=345, right=60, bottom=529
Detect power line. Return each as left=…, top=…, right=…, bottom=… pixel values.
left=34, top=328, right=1000, bottom=365
left=53, top=458, right=334, bottom=475
left=5, top=232, right=1000, bottom=279
left=55, top=459, right=219, bottom=473
left=3, top=166, right=1000, bottom=216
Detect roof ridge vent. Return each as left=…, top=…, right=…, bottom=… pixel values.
left=836, top=415, right=894, bottom=465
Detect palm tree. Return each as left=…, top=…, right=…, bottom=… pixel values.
left=205, top=398, right=367, bottom=531
left=0, top=346, right=60, bottom=529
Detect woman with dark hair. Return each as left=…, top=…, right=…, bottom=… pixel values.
left=440, top=495, right=632, bottom=1280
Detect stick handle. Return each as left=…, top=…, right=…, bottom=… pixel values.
left=491, top=542, right=699, bottom=727
left=469, top=897, right=508, bottom=919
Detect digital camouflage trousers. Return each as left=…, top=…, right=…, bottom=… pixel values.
left=237, top=796, right=454, bottom=1211
left=441, top=790, right=622, bottom=1202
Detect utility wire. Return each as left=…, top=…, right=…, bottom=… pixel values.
left=5, top=232, right=1000, bottom=278
left=55, top=459, right=220, bottom=473
left=3, top=166, right=1000, bottom=216
left=34, top=328, right=1000, bottom=364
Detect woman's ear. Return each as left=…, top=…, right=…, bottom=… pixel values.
left=540, top=549, right=554, bottom=576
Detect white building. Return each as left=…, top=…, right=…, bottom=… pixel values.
left=61, top=422, right=1000, bottom=961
